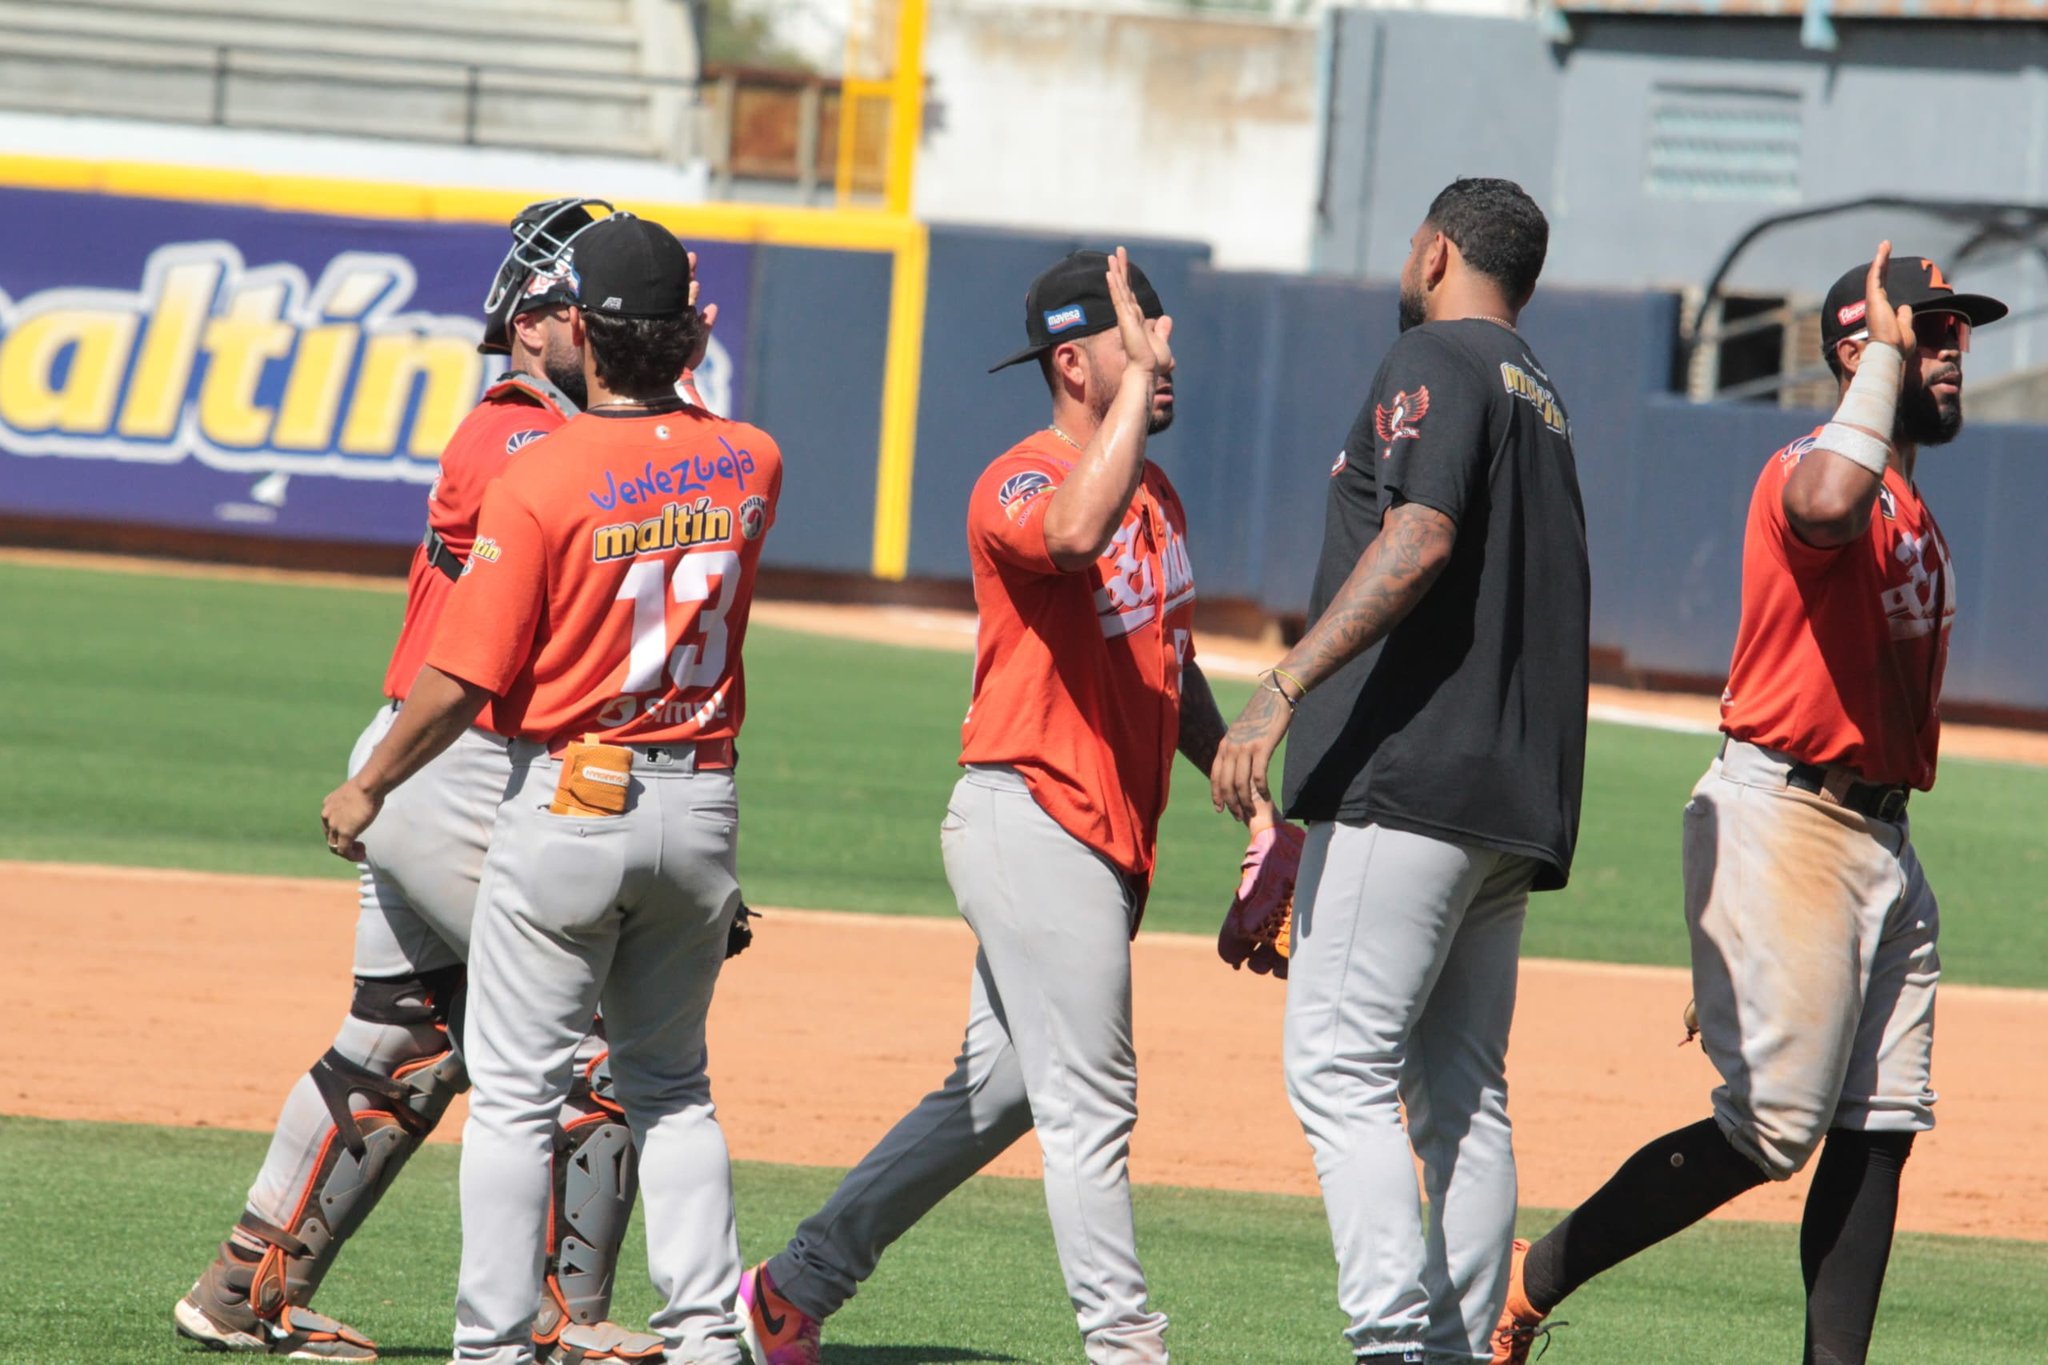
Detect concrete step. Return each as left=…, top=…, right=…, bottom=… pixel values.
left=0, top=0, right=646, bottom=74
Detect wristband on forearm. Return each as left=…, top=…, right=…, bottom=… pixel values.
left=1818, top=341, right=1902, bottom=477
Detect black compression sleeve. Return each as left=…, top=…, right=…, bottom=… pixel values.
left=1522, top=1117, right=1770, bottom=1313
left=1801, top=1129, right=1913, bottom=1365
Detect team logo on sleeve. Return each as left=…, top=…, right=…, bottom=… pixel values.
left=505, top=429, right=547, bottom=455
left=738, top=494, right=769, bottom=540
left=1330, top=449, right=1347, bottom=476
left=1373, top=387, right=1429, bottom=444
left=471, top=537, right=502, bottom=563
left=997, top=469, right=1054, bottom=521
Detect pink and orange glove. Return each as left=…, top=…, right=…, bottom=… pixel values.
left=1218, top=820, right=1306, bottom=978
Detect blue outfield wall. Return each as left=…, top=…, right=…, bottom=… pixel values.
left=0, top=186, right=2040, bottom=713
left=741, top=244, right=890, bottom=574
left=903, top=233, right=2048, bottom=712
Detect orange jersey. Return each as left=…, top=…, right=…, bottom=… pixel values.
left=958, top=431, right=1198, bottom=882
left=426, top=408, right=782, bottom=753
left=382, top=374, right=574, bottom=702
left=1721, top=429, right=1954, bottom=789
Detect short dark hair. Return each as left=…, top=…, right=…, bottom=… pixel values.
left=583, top=311, right=700, bottom=399
left=1823, top=338, right=1849, bottom=382
left=1424, top=178, right=1548, bottom=306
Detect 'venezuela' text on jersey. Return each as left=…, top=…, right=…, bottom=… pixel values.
left=427, top=408, right=782, bottom=753
left=382, top=374, right=573, bottom=703
left=1721, top=430, right=1954, bottom=790
left=1283, top=320, right=1590, bottom=890
left=959, top=430, right=1197, bottom=882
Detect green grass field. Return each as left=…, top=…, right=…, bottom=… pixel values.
left=4, top=1117, right=2043, bottom=1365
left=4, top=557, right=2046, bottom=1364
left=2, top=559, right=2044, bottom=985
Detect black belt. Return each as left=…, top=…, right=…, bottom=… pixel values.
left=1784, top=762, right=1910, bottom=822
left=422, top=527, right=462, bottom=582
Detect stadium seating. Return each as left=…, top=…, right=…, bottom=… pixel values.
left=0, top=0, right=703, bottom=160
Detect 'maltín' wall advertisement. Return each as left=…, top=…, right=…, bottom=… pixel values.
left=0, top=186, right=750, bottom=544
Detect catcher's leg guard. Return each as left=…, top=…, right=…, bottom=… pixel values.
left=533, top=1042, right=643, bottom=1351
left=219, top=967, right=468, bottom=1315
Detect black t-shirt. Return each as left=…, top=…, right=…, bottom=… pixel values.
left=1281, top=319, right=1590, bottom=890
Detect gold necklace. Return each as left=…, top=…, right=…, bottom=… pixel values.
left=1471, top=315, right=1517, bottom=332
left=1047, top=424, right=1082, bottom=450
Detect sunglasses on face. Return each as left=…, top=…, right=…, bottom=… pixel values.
left=1846, top=310, right=1971, bottom=354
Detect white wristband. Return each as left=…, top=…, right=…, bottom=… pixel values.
left=1815, top=422, right=1891, bottom=478
left=1833, top=340, right=1902, bottom=436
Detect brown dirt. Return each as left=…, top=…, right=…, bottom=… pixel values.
left=7, top=862, right=2043, bottom=1242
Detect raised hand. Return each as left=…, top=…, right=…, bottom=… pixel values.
left=1105, top=246, right=1166, bottom=377
left=684, top=249, right=719, bottom=376
left=1864, top=240, right=1916, bottom=356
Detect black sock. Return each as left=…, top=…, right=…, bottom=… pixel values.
left=1522, top=1117, right=1769, bottom=1312
left=1801, top=1129, right=1913, bottom=1365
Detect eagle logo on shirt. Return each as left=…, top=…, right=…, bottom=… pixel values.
left=1374, top=387, right=1430, bottom=445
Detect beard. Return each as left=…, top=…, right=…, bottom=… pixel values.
left=1398, top=282, right=1426, bottom=333
left=1089, top=379, right=1176, bottom=435
left=1895, top=380, right=1962, bottom=447
left=544, top=346, right=589, bottom=410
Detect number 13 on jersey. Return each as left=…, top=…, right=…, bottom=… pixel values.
left=614, top=548, right=742, bottom=694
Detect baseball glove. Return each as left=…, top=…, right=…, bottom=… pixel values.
left=726, top=903, right=757, bottom=960
left=1218, top=822, right=1306, bottom=978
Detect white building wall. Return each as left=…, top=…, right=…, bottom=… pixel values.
left=914, top=1, right=1323, bottom=270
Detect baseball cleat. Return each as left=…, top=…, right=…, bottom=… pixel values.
left=174, top=1290, right=378, bottom=1360
left=737, top=1262, right=821, bottom=1365
left=1489, top=1238, right=1565, bottom=1364
left=537, top=1319, right=666, bottom=1363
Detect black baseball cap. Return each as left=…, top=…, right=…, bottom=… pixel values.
left=1820, top=254, right=2008, bottom=357
left=989, top=250, right=1165, bottom=373
left=571, top=215, right=693, bottom=319
left=478, top=197, right=606, bottom=355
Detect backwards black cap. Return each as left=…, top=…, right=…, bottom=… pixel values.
left=571, top=215, right=693, bottom=319
left=1819, top=253, right=2008, bottom=358
left=478, top=197, right=609, bottom=356
left=989, top=250, right=1164, bottom=373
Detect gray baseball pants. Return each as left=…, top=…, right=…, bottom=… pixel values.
left=1688, top=741, right=1939, bottom=1179
left=241, top=702, right=508, bottom=1229
left=455, top=743, right=745, bottom=1365
left=766, top=763, right=1169, bottom=1364
left=1285, top=820, right=1537, bottom=1363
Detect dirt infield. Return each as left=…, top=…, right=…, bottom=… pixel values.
left=8, top=861, right=2043, bottom=1242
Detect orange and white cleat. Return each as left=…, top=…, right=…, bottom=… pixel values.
left=1490, top=1238, right=1565, bottom=1365
left=737, top=1262, right=820, bottom=1365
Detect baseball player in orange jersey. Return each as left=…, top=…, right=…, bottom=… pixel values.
left=739, top=248, right=1257, bottom=1365
left=1492, top=245, right=2006, bottom=1365
left=324, top=214, right=780, bottom=1365
left=177, top=200, right=705, bottom=1364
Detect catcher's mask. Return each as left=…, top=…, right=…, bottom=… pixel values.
left=478, top=196, right=613, bottom=355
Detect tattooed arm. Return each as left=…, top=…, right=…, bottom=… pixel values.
left=1209, top=499, right=1457, bottom=821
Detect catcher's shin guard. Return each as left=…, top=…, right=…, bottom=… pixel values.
left=232, top=967, right=468, bottom=1313
left=533, top=1047, right=640, bottom=1348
